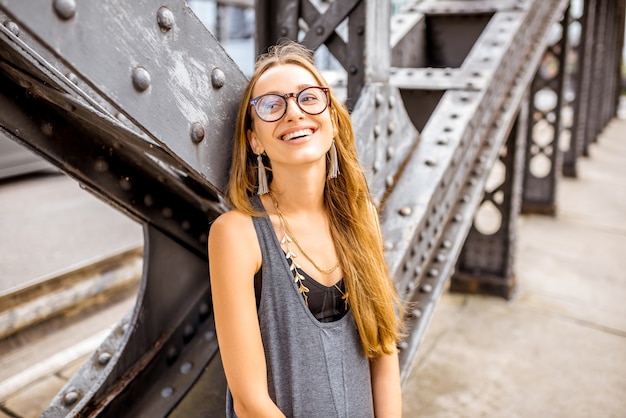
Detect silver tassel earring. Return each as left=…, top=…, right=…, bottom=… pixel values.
left=257, top=153, right=269, bottom=195
left=328, top=139, right=340, bottom=179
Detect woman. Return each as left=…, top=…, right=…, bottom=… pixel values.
left=209, top=40, right=403, bottom=417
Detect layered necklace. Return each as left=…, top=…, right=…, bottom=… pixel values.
left=269, top=192, right=347, bottom=308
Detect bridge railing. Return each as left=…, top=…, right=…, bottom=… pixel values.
left=0, top=0, right=623, bottom=416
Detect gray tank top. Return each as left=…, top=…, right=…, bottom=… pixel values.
left=225, top=196, right=374, bottom=417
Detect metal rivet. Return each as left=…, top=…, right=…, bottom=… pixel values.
left=119, top=177, right=132, bottom=191
left=63, top=391, right=79, bottom=406
left=166, top=347, right=179, bottom=365
left=199, top=302, right=210, bottom=320
left=387, top=122, right=396, bottom=135
left=5, top=21, right=20, bottom=36
left=162, top=207, right=173, bottom=218
left=399, top=207, right=412, bottom=216
left=181, top=220, right=191, bottom=231
left=397, top=341, right=408, bottom=350
left=199, top=232, right=208, bottom=244
left=280, top=27, right=288, bottom=36
left=389, top=96, right=396, bottom=108
left=94, top=158, right=108, bottom=173
left=375, top=93, right=384, bottom=107
left=191, top=121, right=205, bottom=143
left=453, top=214, right=463, bottom=222
left=387, top=146, right=395, bottom=160
left=425, top=158, right=437, bottom=167
left=428, top=268, right=439, bottom=277
left=180, top=362, right=193, bottom=374
left=183, top=324, right=195, bottom=343
left=384, top=241, right=394, bottom=251
left=436, top=137, right=448, bottom=146
left=211, top=68, right=225, bottom=88
left=349, top=66, right=358, bottom=75
left=132, top=67, right=151, bottom=92
left=420, top=283, right=433, bottom=293
left=54, top=0, right=76, bottom=20
left=204, top=330, right=216, bottom=341
left=373, top=124, right=382, bottom=138
left=66, top=72, right=79, bottom=84
left=41, top=122, right=54, bottom=137
left=316, top=26, right=324, bottom=35
left=441, top=240, right=452, bottom=249
left=161, top=387, right=174, bottom=398
left=143, top=194, right=154, bottom=207
left=357, top=26, right=364, bottom=35
left=411, top=308, right=422, bottom=318
left=385, top=175, right=394, bottom=188
left=414, top=266, right=422, bottom=277
left=98, top=352, right=112, bottom=366
left=157, top=7, right=175, bottom=32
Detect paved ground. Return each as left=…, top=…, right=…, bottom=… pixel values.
left=0, top=116, right=625, bottom=416
left=0, top=172, right=143, bottom=295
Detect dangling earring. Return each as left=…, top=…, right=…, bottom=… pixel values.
left=328, top=139, right=340, bottom=179
left=257, top=153, right=269, bottom=195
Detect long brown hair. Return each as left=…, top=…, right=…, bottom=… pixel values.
left=227, top=41, right=402, bottom=357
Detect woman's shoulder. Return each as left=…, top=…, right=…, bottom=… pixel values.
left=209, top=209, right=261, bottom=269
left=210, top=209, right=256, bottom=240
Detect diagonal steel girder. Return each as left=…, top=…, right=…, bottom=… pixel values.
left=373, top=0, right=570, bottom=381
left=0, top=0, right=245, bottom=415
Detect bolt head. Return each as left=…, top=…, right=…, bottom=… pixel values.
left=132, top=67, right=151, bottom=92
left=4, top=21, right=20, bottom=36
left=211, top=68, right=225, bottom=88
left=157, top=7, right=175, bottom=32
left=191, top=121, right=205, bottom=143
left=54, top=0, right=76, bottom=20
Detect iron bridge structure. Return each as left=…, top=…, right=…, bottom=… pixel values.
left=0, top=0, right=623, bottom=416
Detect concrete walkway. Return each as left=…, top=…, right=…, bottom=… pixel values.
left=402, top=116, right=626, bottom=417
left=0, top=116, right=625, bottom=417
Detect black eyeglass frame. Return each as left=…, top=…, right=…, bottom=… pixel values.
left=249, top=86, right=330, bottom=123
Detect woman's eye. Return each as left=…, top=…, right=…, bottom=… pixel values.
left=261, top=97, right=284, bottom=111
left=300, top=94, right=318, bottom=103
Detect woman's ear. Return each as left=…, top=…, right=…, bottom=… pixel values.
left=247, top=129, right=263, bottom=155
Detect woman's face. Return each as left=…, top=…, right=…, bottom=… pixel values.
left=247, top=63, right=338, bottom=176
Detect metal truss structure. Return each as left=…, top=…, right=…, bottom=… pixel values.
left=0, top=0, right=623, bottom=416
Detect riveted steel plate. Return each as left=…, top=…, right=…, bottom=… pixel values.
left=0, top=0, right=247, bottom=193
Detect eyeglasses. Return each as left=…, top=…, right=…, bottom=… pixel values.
left=249, top=86, right=330, bottom=122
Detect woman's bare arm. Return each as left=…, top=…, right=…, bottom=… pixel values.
left=209, top=211, right=285, bottom=417
left=370, top=350, right=402, bottom=417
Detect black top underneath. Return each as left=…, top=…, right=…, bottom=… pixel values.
left=254, top=267, right=348, bottom=323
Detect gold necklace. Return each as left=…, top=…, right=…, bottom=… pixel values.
left=269, top=193, right=340, bottom=275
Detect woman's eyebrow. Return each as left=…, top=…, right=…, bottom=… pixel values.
left=255, top=84, right=317, bottom=96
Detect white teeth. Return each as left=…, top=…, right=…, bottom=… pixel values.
left=282, top=129, right=313, bottom=141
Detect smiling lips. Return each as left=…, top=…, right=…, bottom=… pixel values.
left=282, top=128, right=313, bottom=142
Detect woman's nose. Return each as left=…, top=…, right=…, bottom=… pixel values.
left=284, top=96, right=305, bottom=121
